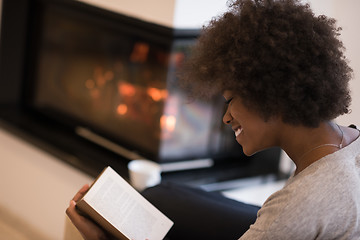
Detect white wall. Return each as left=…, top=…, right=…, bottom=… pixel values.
left=77, top=0, right=175, bottom=27
left=0, top=126, right=94, bottom=239
left=173, top=0, right=228, bottom=29
left=77, top=0, right=227, bottom=29
left=309, top=0, right=360, bottom=125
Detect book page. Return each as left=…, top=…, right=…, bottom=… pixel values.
left=83, top=166, right=173, bottom=240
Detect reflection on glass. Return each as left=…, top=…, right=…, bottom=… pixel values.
left=31, top=4, right=240, bottom=162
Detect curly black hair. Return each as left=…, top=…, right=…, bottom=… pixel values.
left=179, top=0, right=352, bottom=127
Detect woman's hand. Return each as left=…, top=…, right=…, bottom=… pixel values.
left=66, top=184, right=110, bottom=240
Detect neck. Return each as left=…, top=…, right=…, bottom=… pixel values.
left=280, top=121, right=343, bottom=175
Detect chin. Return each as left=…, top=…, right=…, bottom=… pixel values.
left=241, top=146, right=254, bottom=156
left=243, top=150, right=256, bottom=157
left=241, top=145, right=263, bottom=157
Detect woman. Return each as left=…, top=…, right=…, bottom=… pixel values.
left=67, top=0, right=360, bottom=239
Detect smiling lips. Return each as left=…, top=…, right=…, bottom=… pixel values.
left=234, top=127, right=243, bottom=137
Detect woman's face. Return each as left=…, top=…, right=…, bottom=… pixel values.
left=222, top=90, right=280, bottom=156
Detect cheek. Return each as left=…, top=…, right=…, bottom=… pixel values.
left=239, top=125, right=270, bottom=155
left=235, top=130, right=255, bottom=155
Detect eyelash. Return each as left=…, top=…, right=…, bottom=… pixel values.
left=225, top=97, right=233, bottom=105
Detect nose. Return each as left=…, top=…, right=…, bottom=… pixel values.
left=223, top=107, right=232, bottom=125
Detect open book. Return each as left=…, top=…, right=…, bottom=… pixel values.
left=76, top=166, right=173, bottom=240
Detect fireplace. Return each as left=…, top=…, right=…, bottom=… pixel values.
left=0, top=0, right=281, bottom=185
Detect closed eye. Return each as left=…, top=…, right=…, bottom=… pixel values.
left=225, top=97, right=233, bottom=105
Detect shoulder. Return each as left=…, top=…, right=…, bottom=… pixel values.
left=243, top=157, right=360, bottom=239
left=343, top=124, right=360, bottom=149
left=241, top=134, right=360, bottom=239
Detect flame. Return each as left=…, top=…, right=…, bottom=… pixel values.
left=117, top=104, right=128, bottom=115
left=118, top=82, right=136, bottom=97
left=147, top=88, right=168, bottom=101
left=160, top=115, right=176, bottom=132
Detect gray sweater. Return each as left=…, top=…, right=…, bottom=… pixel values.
left=240, top=133, right=360, bottom=240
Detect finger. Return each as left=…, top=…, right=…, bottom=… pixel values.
left=66, top=200, right=80, bottom=222
left=66, top=200, right=89, bottom=238
left=66, top=200, right=108, bottom=240
left=72, top=184, right=90, bottom=202
left=66, top=200, right=89, bottom=230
